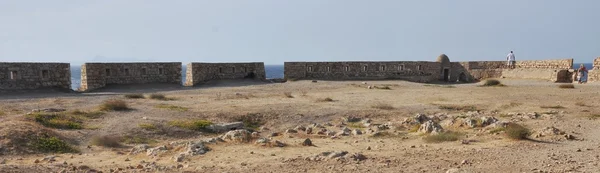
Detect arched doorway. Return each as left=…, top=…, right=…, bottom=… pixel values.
left=458, top=73, right=468, bottom=82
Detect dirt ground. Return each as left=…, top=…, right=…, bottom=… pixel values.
left=1, top=79, right=600, bottom=173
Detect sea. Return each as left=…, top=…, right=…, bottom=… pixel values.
left=70, top=65, right=284, bottom=90
left=69, top=63, right=593, bottom=90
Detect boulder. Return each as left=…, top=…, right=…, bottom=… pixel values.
left=342, top=116, right=361, bottom=123
left=274, top=140, right=285, bottom=147
left=207, top=122, right=244, bottom=133
left=480, top=116, right=498, bottom=127
left=464, top=118, right=478, bottom=128
left=327, top=151, right=349, bottom=159
left=414, top=114, right=430, bottom=124
left=302, top=138, right=313, bottom=146
left=184, top=142, right=209, bottom=156
left=220, top=129, right=253, bottom=142
left=306, top=127, right=313, bottom=134
left=535, top=126, right=565, bottom=137
left=146, top=145, right=168, bottom=156
left=294, top=125, right=307, bottom=131
left=351, top=129, right=362, bottom=135
left=255, top=138, right=270, bottom=145
left=418, top=120, right=443, bottom=133
left=285, top=129, right=298, bottom=134
left=348, top=153, right=367, bottom=161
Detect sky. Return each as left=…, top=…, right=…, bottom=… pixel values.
left=1, top=0, right=599, bottom=65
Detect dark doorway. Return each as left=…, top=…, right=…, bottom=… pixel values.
left=443, top=69, right=450, bottom=82
left=244, top=72, right=256, bottom=79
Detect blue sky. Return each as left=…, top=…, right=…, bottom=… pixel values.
left=1, top=0, right=599, bottom=65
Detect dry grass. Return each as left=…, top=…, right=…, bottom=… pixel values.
left=124, top=93, right=144, bottom=99
left=99, top=100, right=130, bottom=111
left=500, top=102, right=522, bottom=109
left=300, top=91, right=308, bottom=96
left=558, top=84, right=575, bottom=89
left=0, top=110, right=5, bottom=116
left=148, top=93, right=169, bottom=100
left=27, top=112, right=83, bottom=129
left=480, top=79, right=504, bottom=87
left=587, top=114, right=600, bottom=120
left=69, top=110, right=105, bottom=119
left=138, top=123, right=158, bottom=130
left=371, top=103, right=395, bottom=110
left=90, top=135, right=122, bottom=148
left=423, top=131, right=462, bottom=143
left=316, top=97, right=334, bottom=102
left=540, top=105, right=565, bottom=109
left=346, top=122, right=366, bottom=129
left=374, top=86, right=392, bottom=90
left=408, top=124, right=421, bottom=133
left=120, top=135, right=157, bottom=144
left=154, top=104, right=188, bottom=112
left=437, top=104, right=478, bottom=112
left=168, top=120, right=213, bottom=131
left=283, top=92, right=294, bottom=98
left=504, top=123, right=530, bottom=140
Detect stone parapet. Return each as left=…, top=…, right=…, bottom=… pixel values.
left=184, top=62, right=265, bottom=86
left=0, top=63, right=71, bottom=90
left=80, top=62, right=181, bottom=91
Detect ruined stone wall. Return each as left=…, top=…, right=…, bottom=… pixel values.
left=80, top=63, right=181, bottom=91
left=0, top=63, right=71, bottom=90
left=515, top=59, right=573, bottom=69
left=284, top=61, right=440, bottom=83
left=594, top=57, right=600, bottom=70
left=456, top=59, right=573, bottom=82
left=184, top=62, right=266, bottom=86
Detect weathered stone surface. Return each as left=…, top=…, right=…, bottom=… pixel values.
left=220, top=129, right=253, bottom=142
left=185, top=62, right=266, bottom=86
left=302, top=138, right=313, bottom=146
left=0, top=63, right=71, bottom=90
left=418, top=120, right=443, bottom=133
left=80, top=62, right=181, bottom=91
left=146, top=146, right=168, bottom=156
left=129, top=144, right=150, bottom=155
left=480, top=116, right=498, bottom=127
left=207, top=122, right=244, bottom=133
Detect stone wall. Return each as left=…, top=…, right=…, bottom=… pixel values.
left=515, top=59, right=573, bottom=69
left=80, top=63, right=181, bottom=91
left=0, top=63, right=71, bottom=90
left=284, top=61, right=440, bottom=83
left=455, top=59, right=573, bottom=82
left=594, top=57, right=600, bottom=70
left=184, top=62, right=266, bottom=86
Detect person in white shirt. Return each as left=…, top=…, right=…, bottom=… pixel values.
left=506, top=51, right=516, bottom=69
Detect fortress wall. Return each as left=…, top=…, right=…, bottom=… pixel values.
left=80, top=62, right=181, bottom=91
left=501, top=69, right=568, bottom=82
left=515, top=59, right=573, bottom=69
left=283, top=61, right=440, bottom=82
left=594, top=57, right=600, bottom=70
left=0, top=63, right=71, bottom=90
left=184, top=62, right=265, bottom=86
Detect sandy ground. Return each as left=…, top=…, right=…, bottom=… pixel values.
left=1, top=79, right=600, bottom=173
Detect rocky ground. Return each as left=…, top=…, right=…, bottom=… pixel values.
left=1, top=79, right=600, bottom=173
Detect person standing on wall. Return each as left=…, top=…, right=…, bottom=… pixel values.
left=506, top=51, right=516, bottom=69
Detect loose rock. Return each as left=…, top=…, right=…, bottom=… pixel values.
left=302, top=138, right=313, bottom=146
left=418, top=120, right=443, bottom=133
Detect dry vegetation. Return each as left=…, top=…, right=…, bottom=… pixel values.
left=316, top=97, right=334, bottom=102
left=154, top=104, right=188, bottom=112
left=423, top=131, right=462, bottom=143
left=480, top=79, right=504, bottom=87
left=138, top=123, right=158, bottom=130
left=233, top=113, right=265, bottom=130
left=371, top=103, right=395, bottom=110
left=437, top=104, right=478, bottom=112
left=168, top=119, right=213, bottom=131
left=540, top=105, right=565, bottom=109
left=148, top=93, right=168, bottom=100
left=124, top=93, right=145, bottom=99
left=99, top=100, right=130, bottom=111
left=504, top=123, right=531, bottom=140
left=90, top=135, right=122, bottom=148
left=283, top=92, right=294, bottom=98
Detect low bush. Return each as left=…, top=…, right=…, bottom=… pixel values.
left=558, top=84, right=575, bottom=89
left=28, top=113, right=83, bottom=129
left=99, top=100, right=130, bottom=111
left=437, top=105, right=478, bottom=112
left=504, top=123, right=530, bottom=140
left=374, top=86, right=392, bottom=90
left=347, top=122, right=365, bottom=129
left=423, top=131, right=462, bottom=143
left=408, top=124, right=421, bottom=133
left=148, top=94, right=168, bottom=100
left=234, top=113, right=265, bottom=130
left=588, top=114, right=600, bottom=120
left=540, top=105, right=565, bottom=109
left=154, top=104, right=188, bottom=112
left=481, top=79, right=504, bottom=87
left=575, top=102, right=589, bottom=107
left=120, top=135, right=157, bottom=144
left=90, top=135, right=122, bottom=148
left=69, top=110, right=105, bottom=119
left=124, top=93, right=145, bottom=99
left=30, top=136, right=77, bottom=153
left=371, top=103, right=395, bottom=110
left=168, top=120, right=213, bottom=131
left=316, top=97, right=334, bottom=102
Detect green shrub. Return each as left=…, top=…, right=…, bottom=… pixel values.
left=558, top=84, right=575, bottom=89
left=481, top=79, right=503, bottom=87
left=148, top=94, right=167, bottom=100
left=99, top=100, right=130, bottom=111
left=30, top=136, right=77, bottom=153
left=90, top=135, right=122, bottom=148
left=138, top=123, right=157, bottom=130
left=423, top=131, right=462, bottom=143
left=371, top=103, right=395, bottom=110
left=168, top=120, right=213, bottom=131
left=504, top=123, right=530, bottom=140
left=154, top=104, right=188, bottom=112
left=124, top=93, right=145, bottom=99
left=28, top=113, right=83, bottom=129
left=69, top=110, right=105, bottom=119
left=347, top=122, right=365, bottom=129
